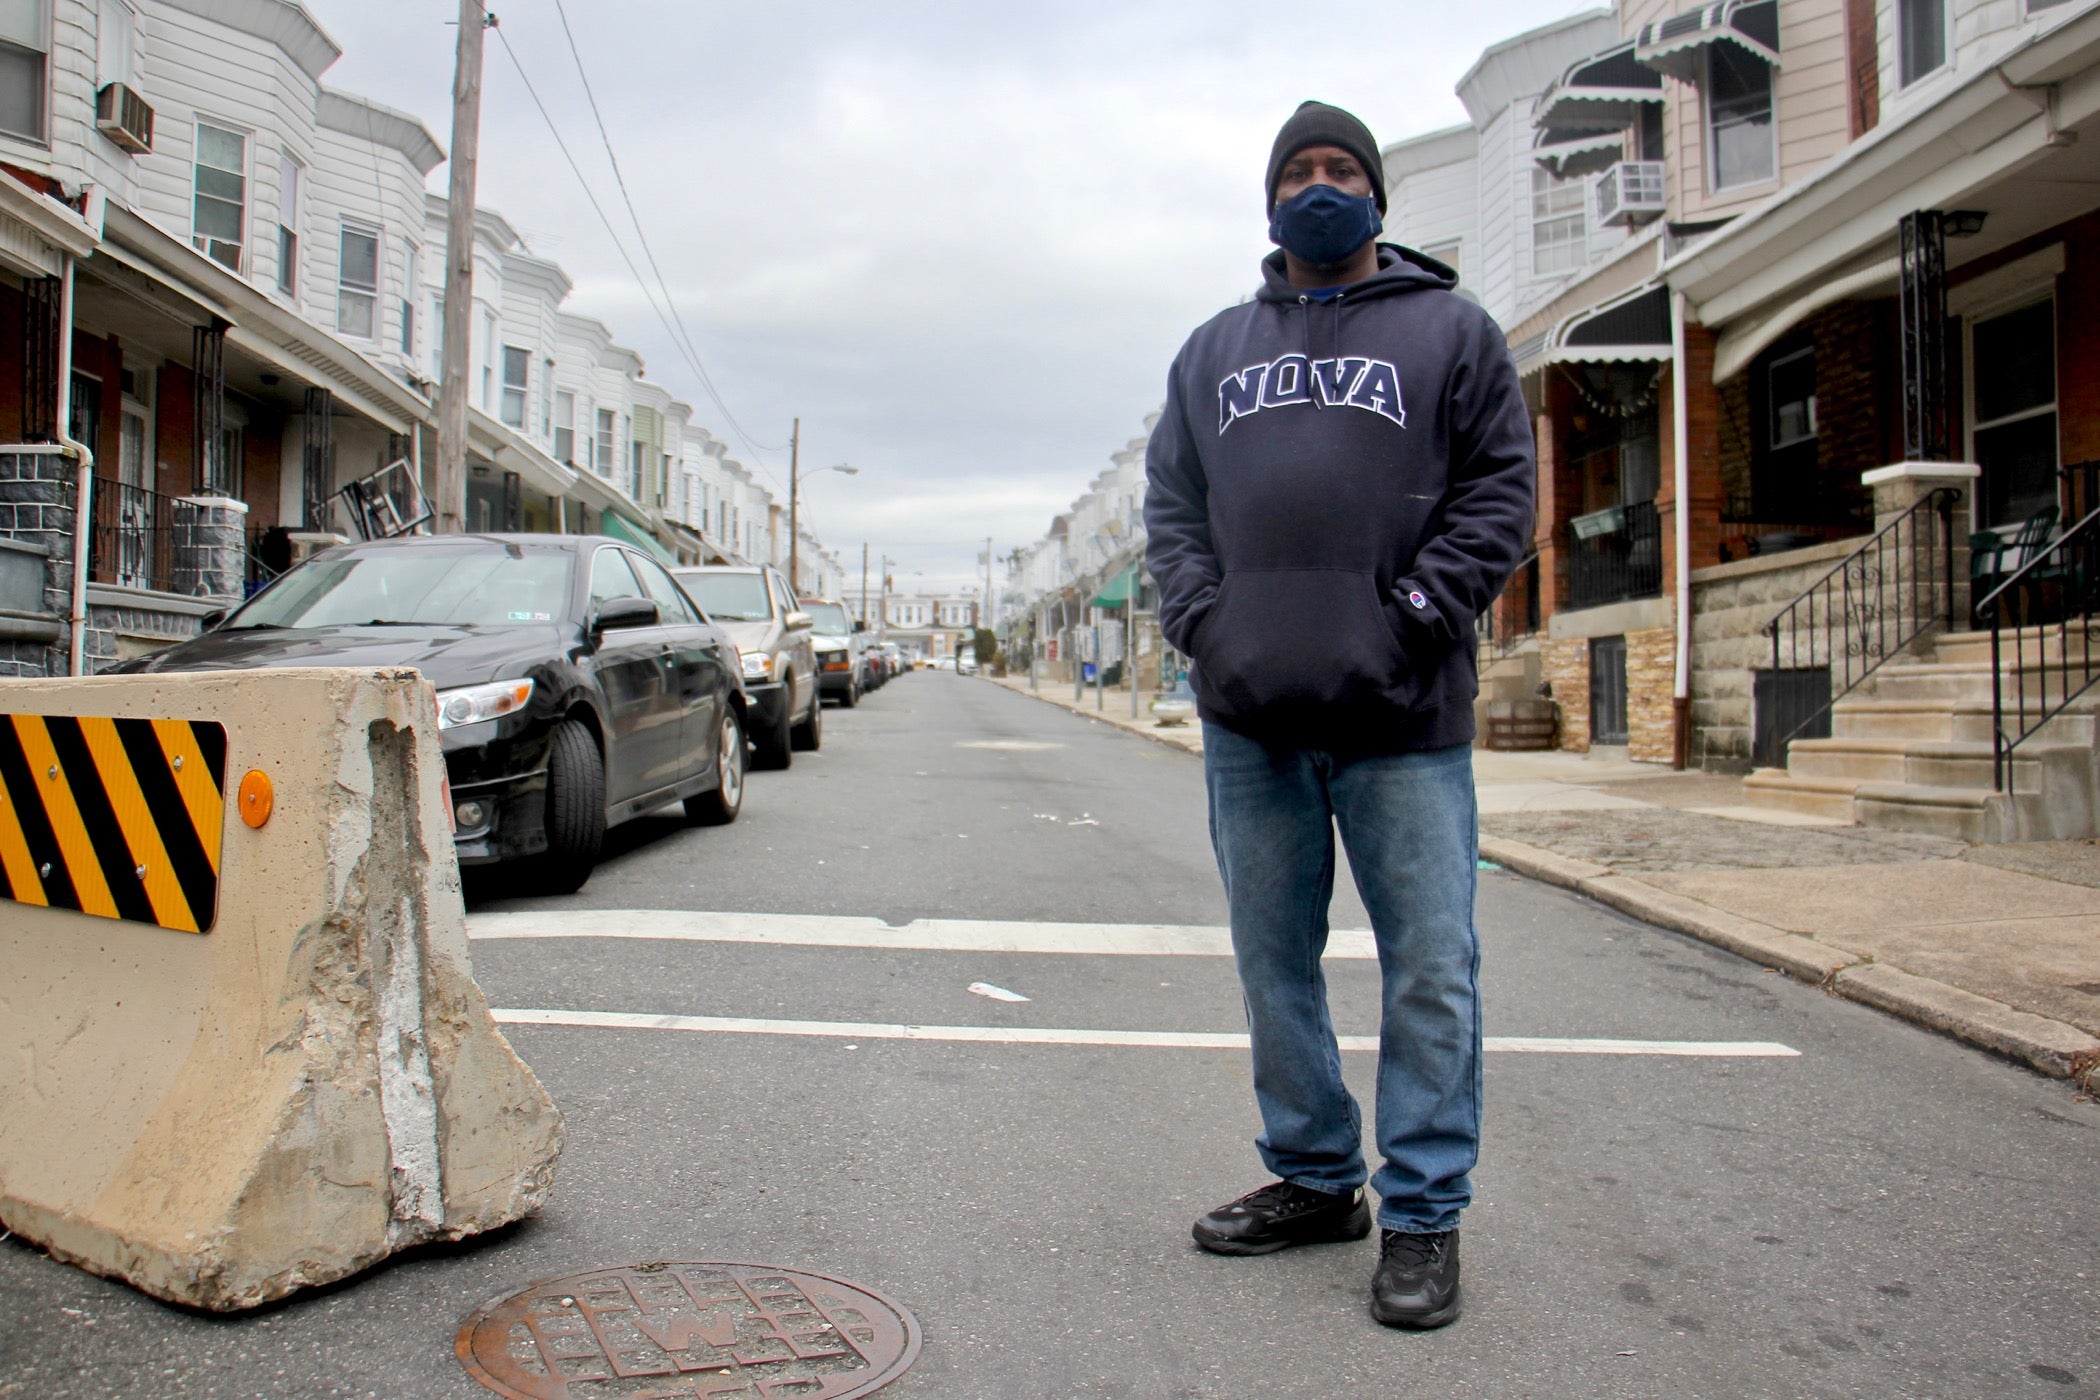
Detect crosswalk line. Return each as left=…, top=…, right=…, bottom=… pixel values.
left=491, top=1008, right=1800, bottom=1057
left=468, top=909, right=1379, bottom=959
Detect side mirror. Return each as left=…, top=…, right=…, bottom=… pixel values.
left=199, top=608, right=228, bottom=630
left=853, top=619, right=867, bottom=632
left=592, top=597, right=658, bottom=634
left=785, top=610, right=814, bottom=632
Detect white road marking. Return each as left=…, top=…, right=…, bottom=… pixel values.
left=967, top=982, right=1031, bottom=1002
left=956, top=740, right=1065, bottom=751
left=490, top=1009, right=1799, bottom=1057
left=468, top=909, right=1381, bottom=960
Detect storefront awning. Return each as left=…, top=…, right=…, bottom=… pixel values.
left=600, top=509, right=679, bottom=566
left=1534, top=127, right=1625, bottom=180
left=1635, top=0, right=1780, bottom=81
left=1535, top=42, right=1666, bottom=132
left=1551, top=285, right=1674, bottom=365
left=1091, top=573, right=1135, bottom=608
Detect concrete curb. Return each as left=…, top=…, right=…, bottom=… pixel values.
left=1478, top=834, right=2100, bottom=1082
left=985, top=676, right=1205, bottom=757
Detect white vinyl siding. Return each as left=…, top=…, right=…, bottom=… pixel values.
left=275, top=151, right=301, bottom=295
left=96, top=0, right=134, bottom=88
left=501, top=345, right=528, bottom=429
left=1530, top=166, right=1585, bottom=277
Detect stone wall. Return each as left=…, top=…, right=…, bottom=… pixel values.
left=0, top=448, right=77, bottom=677
left=1627, top=625, right=1676, bottom=763
left=171, top=496, right=249, bottom=601
left=1688, top=538, right=1860, bottom=770
left=84, top=584, right=215, bottom=671
left=1541, top=637, right=1589, bottom=752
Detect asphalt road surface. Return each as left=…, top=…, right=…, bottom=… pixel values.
left=4, top=671, right=2098, bottom=1399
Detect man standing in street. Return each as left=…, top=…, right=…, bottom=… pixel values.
left=1144, top=101, right=1533, bottom=1328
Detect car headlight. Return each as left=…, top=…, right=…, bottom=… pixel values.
left=436, top=678, right=535, bottom=730
left=741, top=650, right=775, bottom=681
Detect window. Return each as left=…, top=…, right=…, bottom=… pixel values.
left=1530, top=168, right=1585, bottom=277
left=1969, top=298, right=2059, bottom=528
left=276, top=152, right=302, bottom=297
left=336, top=225, right=378, bottom=338
left=633, top=555, right=699, bottom=625
left=1899, top=0, right=1948, bottom=85
left=500, top=346, right=528, bottom=428
left=540, top=359, right=554, bottom=439
left=594, top=408, right=615, bottom=476
left=478, top=309, right=495, bottom=409
left=0, top=0, right=48, bottom=142
left=1768, top=347, right=1816, bottom=448
left=400, top=241, right=419, bottom=356
left=630, top=438, right=645, bottom=499
left=1707, top=44, right=1776, bottom=189
left=553, top=390, right=575, bottom=463
left=588, top=547, right=644, bottom=607
left=1421, top=239, right=1462, bottom=282
left=97, top=0, right=134, bottom=88
left=193, top=121, right=247, bottom=269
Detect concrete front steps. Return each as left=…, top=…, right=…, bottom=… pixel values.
left=1744, top=626, right=2100, bottom=842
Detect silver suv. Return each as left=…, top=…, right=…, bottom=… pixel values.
left=673, top=564, right=822, bottom=768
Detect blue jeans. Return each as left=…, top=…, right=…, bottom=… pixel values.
left=1203, top=723, right=1481, bottom=1234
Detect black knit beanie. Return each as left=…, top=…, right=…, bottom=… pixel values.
left=1266, top=100, right=1386, bottom=215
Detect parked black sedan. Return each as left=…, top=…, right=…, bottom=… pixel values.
left=110, top=533, right=748, bottom=893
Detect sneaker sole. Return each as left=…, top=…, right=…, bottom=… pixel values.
left=1191, top=1202, right=1373, bottom=1256
left=1370, top=1286, right=1462, bottom=1330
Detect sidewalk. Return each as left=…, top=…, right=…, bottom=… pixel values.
left=990, top=674, right=2100, bottom=1084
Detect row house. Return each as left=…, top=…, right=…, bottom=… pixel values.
left=0, top=0, right=835, bottom=679
left=882, top=592, right=978, bottom=660
left=1389, top=0, right=2100, bottom=839
left=1005, top=419, right=1157, bottom=682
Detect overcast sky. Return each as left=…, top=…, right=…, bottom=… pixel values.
left=309, top=0, right=1600, bottom=593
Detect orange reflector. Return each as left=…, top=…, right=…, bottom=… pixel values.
left=238, top=769, right=273, bottom=828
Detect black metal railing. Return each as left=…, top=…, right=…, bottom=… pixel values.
left=88, top=479, right=179, bottom=593
left=1981, top=500, right=2100, bottom=794
left=1762, top=486, right=1960, bottom=755
left=1567, top=501, right=1661, bottom=611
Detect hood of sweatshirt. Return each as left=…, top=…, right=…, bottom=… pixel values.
left=1140, top=242, right=1534, bottom=750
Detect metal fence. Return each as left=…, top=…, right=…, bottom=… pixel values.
left=1567, top=500, right=1662, bottom=611
left=89, top=479, right=179, bottom=593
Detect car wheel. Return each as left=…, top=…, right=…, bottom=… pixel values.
left=839, top=676, right=859, bottom=708
left=537, top=719, right=605, bottom=894
left=753, top=687, right=793, bottom=770
left=685, top=706, right=745, bottom=825
left=792, top=688, right=823, bottom=751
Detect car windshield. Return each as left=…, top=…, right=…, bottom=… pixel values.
left=800, top=602, right=853, bottom=634
left=230, top=547, right=574, bottom=629
left=677, top=571, right=771, bottom=621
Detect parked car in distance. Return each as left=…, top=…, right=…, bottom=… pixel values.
left=109, top=534, right=749, bottom=894
left=673, top=564, right=821, bottom=767
left=797, top=597, right=864, bottom=707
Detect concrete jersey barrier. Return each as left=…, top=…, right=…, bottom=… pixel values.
left=0, top=667, right=564, bottom=1311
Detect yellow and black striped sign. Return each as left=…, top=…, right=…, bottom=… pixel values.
left=0, top=714, right=226, bottom=933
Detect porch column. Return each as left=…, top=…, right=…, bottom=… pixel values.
left=172, top=494, right=249, bottom=601
left=0, top=447, right=79, bottom=675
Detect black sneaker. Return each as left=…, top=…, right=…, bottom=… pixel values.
left=1370, top=1228, right=1461, bottom=1328
left=1191, top=1180, right=1372, bottom=1256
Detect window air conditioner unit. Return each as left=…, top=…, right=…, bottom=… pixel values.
left=1596, top=160, right=1665, bottom=226
left=95, top=82, right=155, bottom=154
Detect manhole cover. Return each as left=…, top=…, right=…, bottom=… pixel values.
left=456, top=1262, right=922, bottom=1399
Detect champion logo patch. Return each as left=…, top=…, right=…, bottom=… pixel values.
left=1407, top=590, right=1429, bottom=610
left=1217, top=353, right=1406, bottom=433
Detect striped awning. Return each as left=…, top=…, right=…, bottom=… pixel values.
left=1534, top=126, right=1625, bottom=179
left=1535, top=42, right=1666, bottom=132
left=1635, top=0, right=1780, bottom=81
left=1553, top=285, right=1673, bottom=365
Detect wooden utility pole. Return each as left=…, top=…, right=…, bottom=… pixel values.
left=859, top=541, right=870, bottom=627
left=435, top=0, right=490, bottom=534
left=785, top=418, right=801, bottom=595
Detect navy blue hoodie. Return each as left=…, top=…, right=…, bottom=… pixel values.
left=1144, top=244, right=1534, bottom=750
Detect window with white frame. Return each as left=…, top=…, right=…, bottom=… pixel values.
left=1530, top=168, right=1585, bottom=277
left=400, top=241, right=419, bottom=357
left=629, top=438, right=645, bottom=499
left=1899, top=0, right=1948, bottom=85
left=336, top=225, right=379, bottom=339
left=1421, top=238, right=1462, bottom=284
left=478, top=308, right=496, bottom=409
left=0, top=0, right=48, bottom=142
left=1707, top=44, right=1776, bottom=189
left=96, top=0, right=135, bottom=88
left=595, top=408, right=615, bottom=476
left=500, top=346, right=528, bottom=429
left=1768, top=347, right=1816, bottom=449
left=553, top=390, right=575, bottom=463
left=540, top=359, right=553, bottom=439
left=276, top=152, right=302, bottom=297
left=193, top=121, right=248, bottom=269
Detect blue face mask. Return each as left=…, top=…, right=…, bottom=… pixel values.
left=1268, top=184, right=1383, bottom=267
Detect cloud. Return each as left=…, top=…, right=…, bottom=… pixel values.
left=308, top=0, right=1601, bottom=590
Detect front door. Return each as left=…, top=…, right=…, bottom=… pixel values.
left=1969, top=297, right=2059, bottom=531
left=587, top=546, right=680, bottom=805
left=1590, top=635, right=1628, bottom=747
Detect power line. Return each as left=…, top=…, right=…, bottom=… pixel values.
left=544, top=0, right=785, bottom=458
left=488, top=23, right=786, bottom=490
